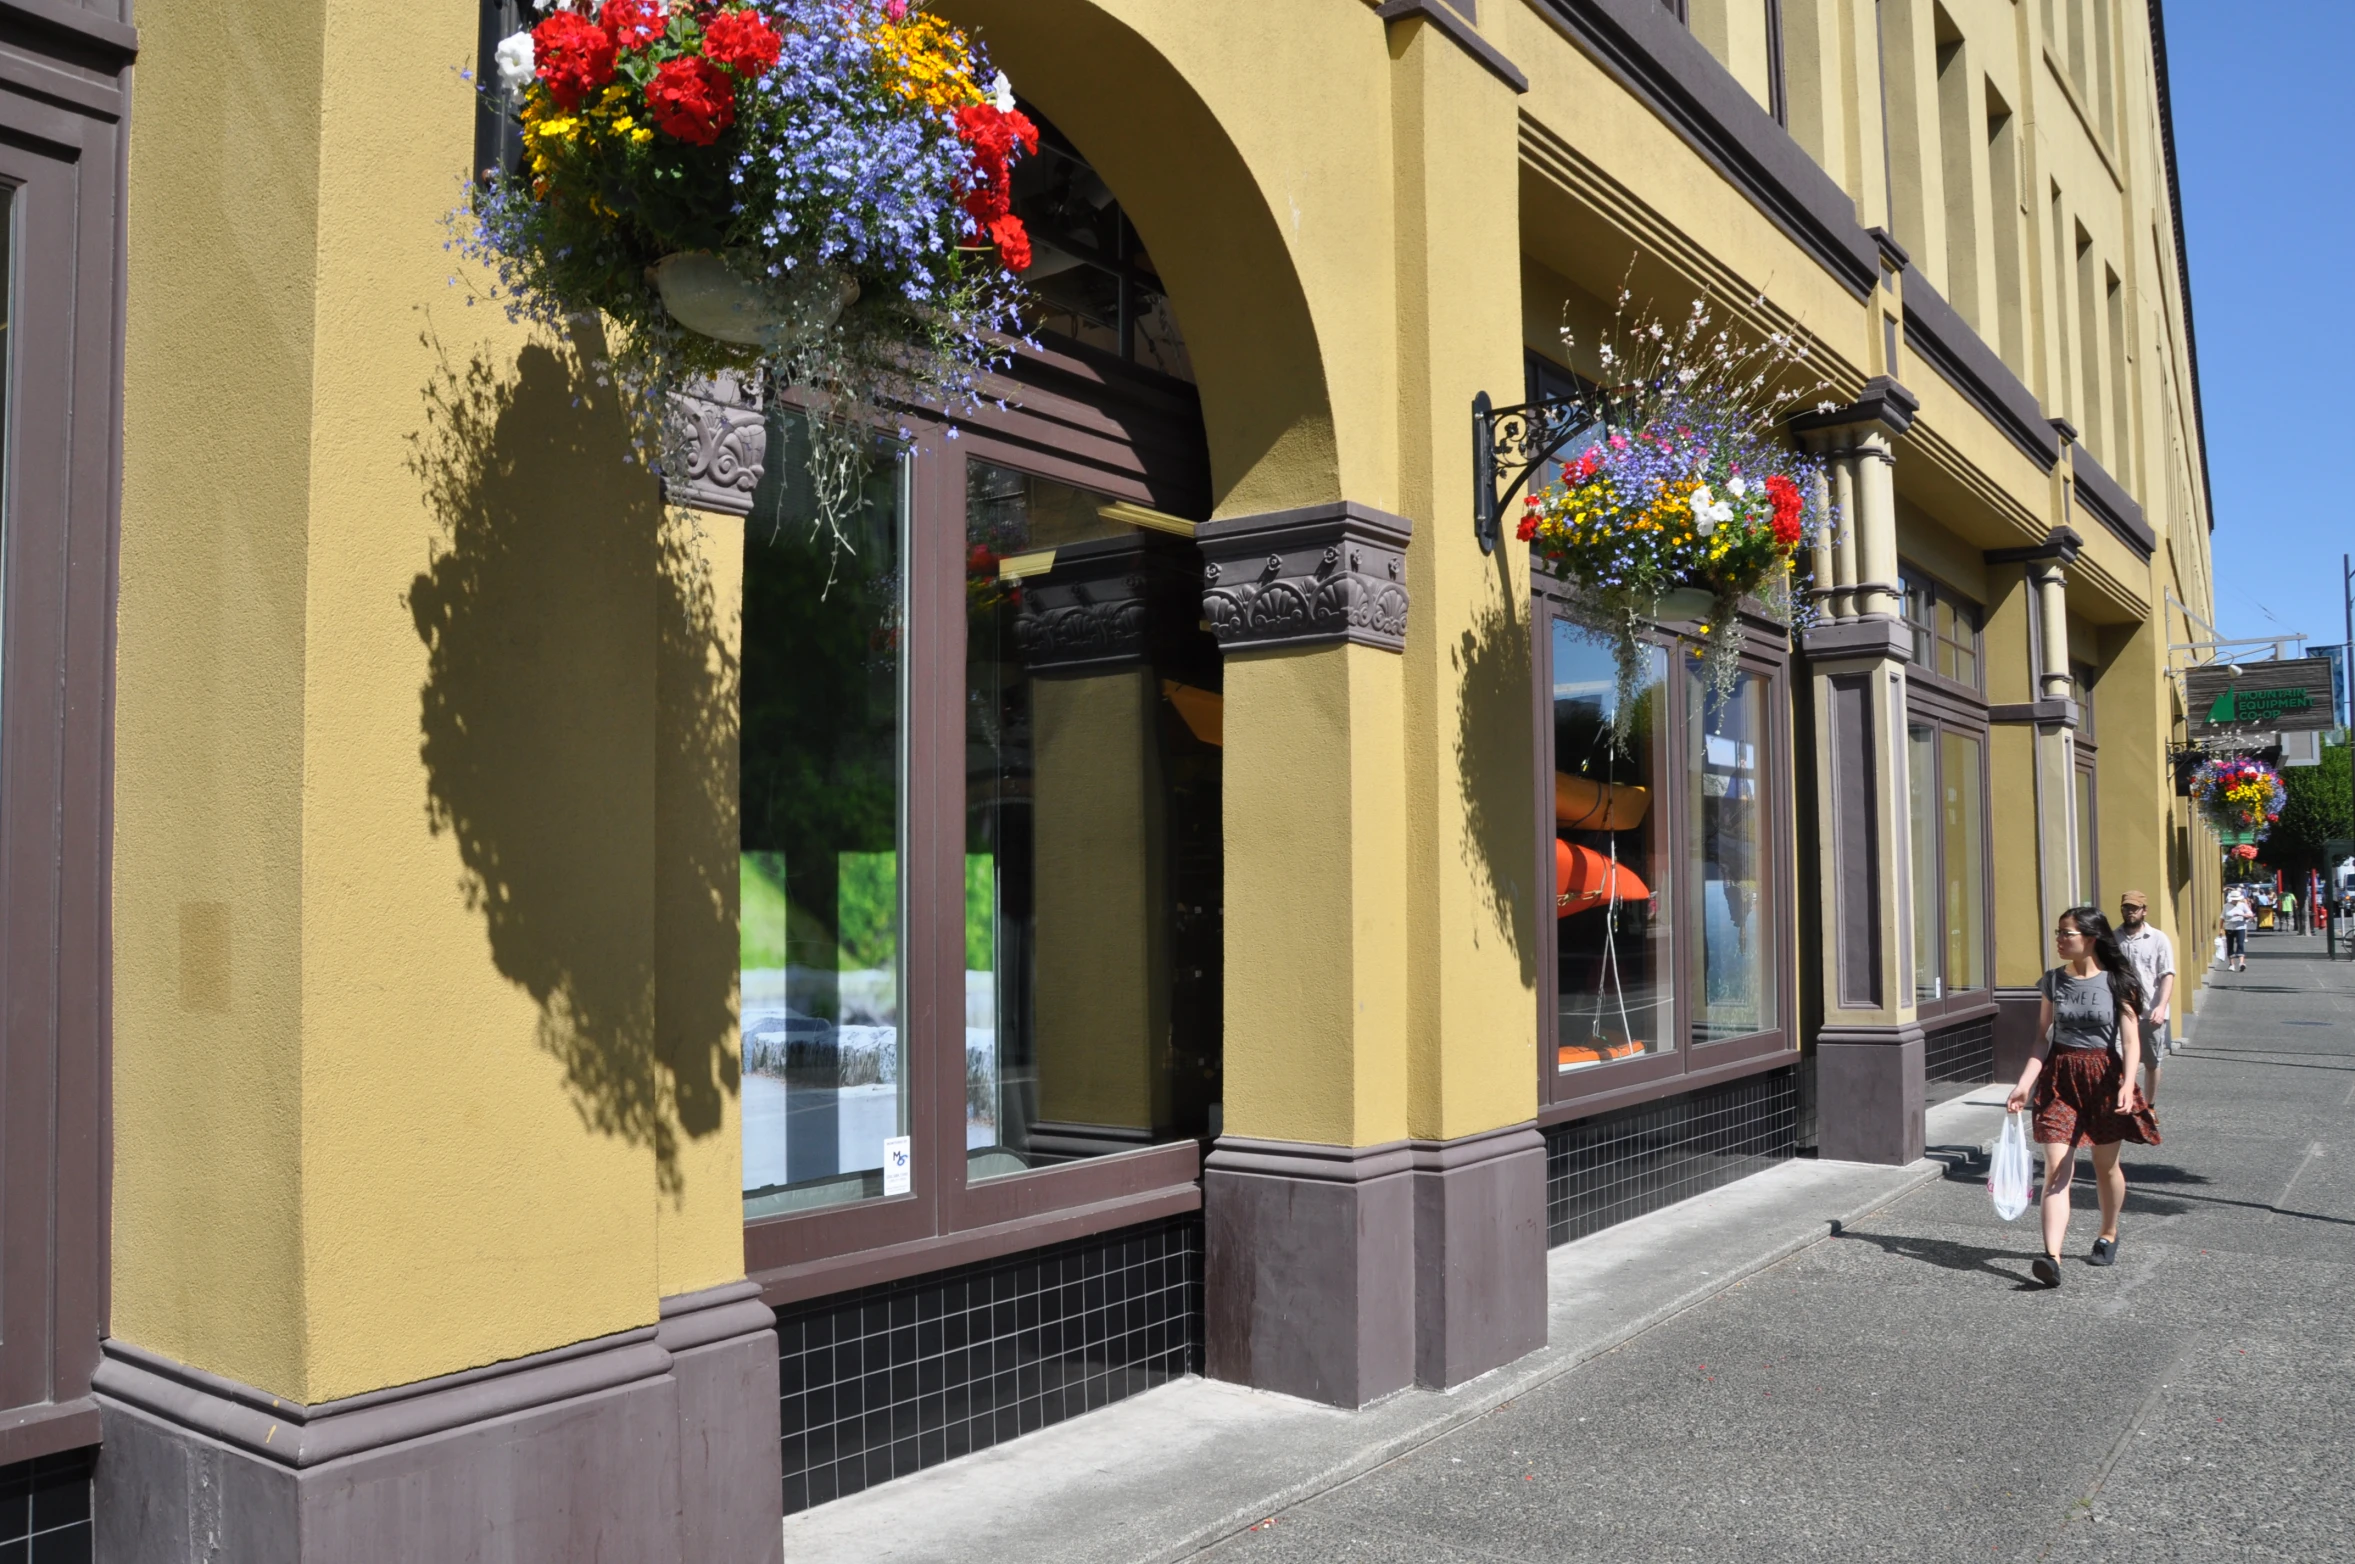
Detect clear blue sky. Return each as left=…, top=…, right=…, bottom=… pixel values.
left=2168, top=2, right=2355, bottom=660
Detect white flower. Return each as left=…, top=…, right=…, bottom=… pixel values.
left=991, top=70, right=1016, bottom=113
left=1690, top=484, right=1733, bottom=535
left=1726, top=474, right=1749, bottom=499
left=495, top=30, right=536, bottom=93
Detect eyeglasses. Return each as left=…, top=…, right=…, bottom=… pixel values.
left=2053, top=928, right=2086, bottom=941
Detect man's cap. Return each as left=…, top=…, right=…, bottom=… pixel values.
left=2119, top=890, right=2148, bottom=908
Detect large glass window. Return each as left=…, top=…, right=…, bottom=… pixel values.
left=1900, top=569, right=1984, bottom=690
left=1905, top=714, right=1990, bottom=1003
left=739, top=436, right=908, bottom=1218
left=1908, top=724, right=1941, bottom=1002
left=1009, top=114, right=1192, bottom=382
left=963, top=460, right=1221, bottom=1176
left=1942, top=730, right=1988, bottom=991
left=1551, top=624, right=1671, bottom=1071
left=1690, top=666, right=1774, bottom=1041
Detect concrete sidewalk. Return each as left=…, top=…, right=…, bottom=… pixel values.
left=782, top=1090, right=2012, bottom=1564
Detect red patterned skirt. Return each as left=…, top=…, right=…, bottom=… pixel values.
left=2032, top=1046, right=2161, bottom=1148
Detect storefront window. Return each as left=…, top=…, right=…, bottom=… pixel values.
left=1907, top=724, right=1941, bottom=1002
left=963, top=460, right=1220, bottom=1175
left=1551, top=623, right=1671, bottom=1071
left=1690, top=667, right=1774, bottom=1041
left=1010, top=114, right=1192, bottom=382
left=1942, top=730, right=1987, bottom=990
left=740, top=435, right=908, bottom=1218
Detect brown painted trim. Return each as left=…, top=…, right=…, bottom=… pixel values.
left=1984, top=525, right=2085, bottom=565
left=1788, top=375, right=1919, bottom=437
left=1372, top=0, right=1530, bottom=92
left=1900, top=266, right=2059, bottom=472
left=2146, top=0, right=2214, bottom=534
left=751, top=1180, right=1202, bottom=1308
left=1409, top=1121, right=1543, bottom=1171
left=0, top=0, right=138, bottom=58
left=1800, top=617, right=1911, bottom=664
left=1987, top=698, right=2079, bottom=728
left=1918, top=995, right=2000, bottom=1030
left=1866, top=226, right=1910, bottom=276
left=1536, top=1046, right=1798, bottom=1129
left=1814, top=1021, right=1927, bottom=1048
left=2068, top=447, right=2155, bottom=561
left=1207, top=1137, right=1414, bottom=1182
left=655, top=1280, right=776, bottom=1353
left=0, top=1397, right=100, bottom=1466
left=1523, top=0, right=1879, bottom=299
left=94, top=1329, right=672, bottom=1471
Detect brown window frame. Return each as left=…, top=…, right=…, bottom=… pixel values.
left=0, top=5, right=130, bottom=1463
left=1899, top=564, right=1986, bottom=697
left=743, top=337, right=1217, bottom=1306
left=1530, top=585, right=1799, bottom=1127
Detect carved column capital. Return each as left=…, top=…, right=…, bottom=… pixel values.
left=1011, top=532, right=1200, bottom=674
left=662, top=374, right=769, bottom=517
left=1196, top=502, right=1413, bottom=654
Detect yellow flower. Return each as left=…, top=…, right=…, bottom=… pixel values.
left=631, top=127, right=653, bottom=144
left=868, top=12, right=986, bottom=110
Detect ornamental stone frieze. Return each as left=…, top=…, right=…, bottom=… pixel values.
left=662, top=374, right=769, bottom=516
left=1195, top=502, right=1413, bottom=654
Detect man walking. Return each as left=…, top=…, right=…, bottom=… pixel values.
left=2282, top=886, right=2300, bottom=936
left=2119, top=891, right=2177, bottom=1104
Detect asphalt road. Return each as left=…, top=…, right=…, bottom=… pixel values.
left=1198, top=936, right=2355, bottom=1564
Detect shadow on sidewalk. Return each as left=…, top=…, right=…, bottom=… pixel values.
left=1832, top=1228, right=2048, bottom=1289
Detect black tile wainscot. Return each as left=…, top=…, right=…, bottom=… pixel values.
left=775, top=1216, right=1203, bottom=1513
left=1545, top=1068, right=1802, bottom=1247
left=1924, top=1016, right=1998, bottom=1102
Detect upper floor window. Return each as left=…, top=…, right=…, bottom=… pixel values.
left=1900, top=569, right=1984, bottom=692
left=1009, top=113, right=1192, bottom=381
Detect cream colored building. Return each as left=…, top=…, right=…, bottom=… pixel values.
left=0, top=0, right=2214, bottom=1557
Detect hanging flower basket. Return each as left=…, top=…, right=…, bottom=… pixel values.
left=462, top=0, right=1036, bottom=543
left=2191, top=755, right=2284, bottom=842
left=1517, top=294, right=1831, bottom=739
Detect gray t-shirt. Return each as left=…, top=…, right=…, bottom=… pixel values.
left=2040, top=966, right=2120, bottom=1053
left=2116, top=925, right=2175, bottom=1018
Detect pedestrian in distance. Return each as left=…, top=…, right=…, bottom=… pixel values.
left=2220, top=887, right=2254, bottom=972
left=2115, top=891, right=2176, bottom=1105
left=2005, top=905, right=2161, bottom=1288
left=2280, top=887, right=2299, bottom=937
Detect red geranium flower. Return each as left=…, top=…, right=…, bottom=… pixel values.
left=646, top=55, right=736, bottom=144
left=533, top=10, right=619, bottom=110
left=1764, top=473, right=1805, bottom=548
left=954, top=103, right=1039, bottom=272
left=600, top=0, right=668, bottom=50
left=703, top=8, right=783, bottom=77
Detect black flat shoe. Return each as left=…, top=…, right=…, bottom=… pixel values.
left=2033, top=1254, right=2062, bottom=1288
left=2089, top=1237, right=2118, bottom=1267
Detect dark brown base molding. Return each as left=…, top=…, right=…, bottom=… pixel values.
left=1992, top=987, right=2044, bottom=1084
left=93, top=1283, right=781, bottom=1564
left=1204, top=1124, right=1546, bottom=1409
left=1814, top=1025, right=1926, bottom=1165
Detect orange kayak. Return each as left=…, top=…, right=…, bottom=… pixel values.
left=1555, top=839, right=1651, bottom=915
left=1555, top=771, right=1650, bottom=831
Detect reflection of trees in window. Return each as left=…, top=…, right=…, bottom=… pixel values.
left=1007, top=109, right=1192, bottom=382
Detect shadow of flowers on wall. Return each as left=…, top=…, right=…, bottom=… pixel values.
left=406, top=326, right=738, bottom=1197
left=1454, top=559, right=1538, bottom=991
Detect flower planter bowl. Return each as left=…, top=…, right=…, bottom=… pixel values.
left=1653, top=586, right=1717, bottom=624
left=651, top=253, right=858, bottom=349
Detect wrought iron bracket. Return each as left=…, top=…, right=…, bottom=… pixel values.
left=1472, top=390, right=1603, bottom=554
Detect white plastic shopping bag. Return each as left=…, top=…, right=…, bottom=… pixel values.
left=1989, top=1111, right=2033, bottom=1222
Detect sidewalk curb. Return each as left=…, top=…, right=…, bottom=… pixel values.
left=1142, top=1157, right=1949, bottom=1564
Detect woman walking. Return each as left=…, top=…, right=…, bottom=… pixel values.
left=2005, top=905, right=2162, bottom=1287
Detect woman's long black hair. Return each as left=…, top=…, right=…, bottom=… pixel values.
left=2059, top=904, right=2145, bottom=1028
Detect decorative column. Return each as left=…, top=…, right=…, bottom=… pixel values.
left=1198, top=502, right=1421, bottom=1408
left=1793, top=378, right=1926, bottom=1166
left=1984, top=523, right=2085, bottom=1074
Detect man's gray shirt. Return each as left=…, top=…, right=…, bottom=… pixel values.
left=2119, top=924, right=2176, bottom=1020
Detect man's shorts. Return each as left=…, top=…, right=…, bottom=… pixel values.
left=2141, top=1016, right=2173, bottom=1060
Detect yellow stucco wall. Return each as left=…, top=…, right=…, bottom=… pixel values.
left=116, top=0, right=744, bottom=1403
